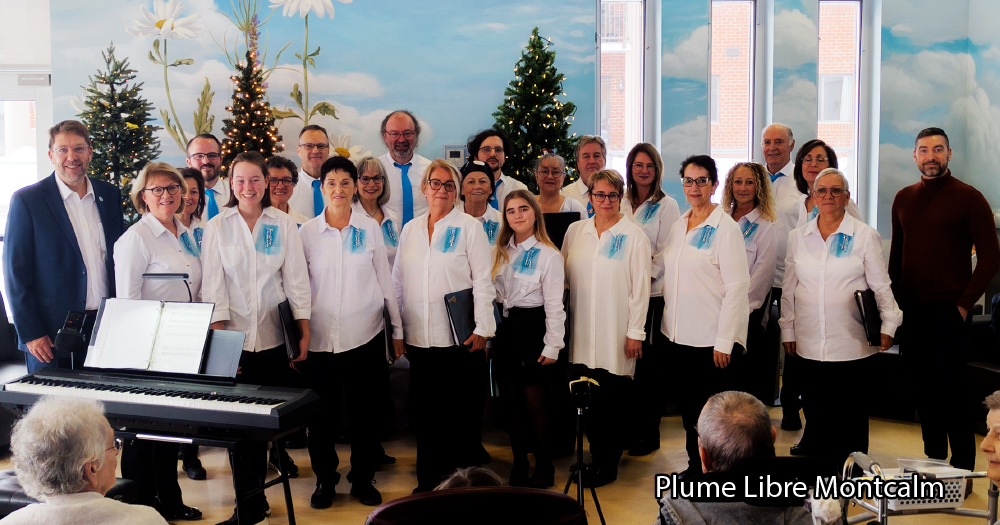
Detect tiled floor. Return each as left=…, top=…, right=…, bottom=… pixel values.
left=1, top=407, right=993, bottom=524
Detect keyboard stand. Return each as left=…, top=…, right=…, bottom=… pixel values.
left=117, top=430, right=301, bottom=525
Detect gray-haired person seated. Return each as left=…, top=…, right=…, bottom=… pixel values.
left=0, top=396, right=167, bottom=525
left=654, top=391, right=836, bottom=525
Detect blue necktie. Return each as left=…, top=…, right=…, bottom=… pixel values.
left=489, top=179, right=501, bottom=210
left=312, top=179, right=323, bottom=217
left=395, top=162, right=414, bottom=225
left=206, top=188, right=219, bottom=219
left=769, top=171, right=784, bottom=183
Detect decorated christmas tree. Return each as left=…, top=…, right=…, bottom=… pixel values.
left=493, top=27, right=578, bottom=191
left=221, top=50, right=283, bottom=171
left=77, top=43, right=161, bottom=226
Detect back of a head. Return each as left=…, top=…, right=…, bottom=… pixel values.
left=10, top=396, right=108, bottom=500
left=698, top=391, right=775, bottom=473
left=434, top=467, right=506, bottom=490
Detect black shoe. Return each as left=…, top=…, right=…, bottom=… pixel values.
left=530, top=462, right=555, bottom=489
left=509, top=459, right=531, bottom=487
left=164, top=504, right=203, bottom=521
left=789, top=443, right=810, bottom=456
left=268, top=449, right=299, bottom=478
left=350, top=479, right=383, bottom=506
left=781, top=416, right=802, bottom=431
left=378, top=452, right=396, bottom=464
left=182, top=458, right=207, bottom=480
left=310, top=480, right=336, bottom=509
left=215, top=510, right=267, bottom=525
left=572, top=464, right=618, bottom=488
left=628, top=440, right=660, bottom=457
left=674, top=467, right=702, bottom=482
left=412, top=484, right=434, bottom=494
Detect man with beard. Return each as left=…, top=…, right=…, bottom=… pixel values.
left=186, top=134, right=228, bottom=220
left=378, top=110, right=431, bottom=226
left=287, top=125, right=331, bottom=219
left=467, top=129, right=526, bottom=210
left=889, top=127, right=1000, bottom=492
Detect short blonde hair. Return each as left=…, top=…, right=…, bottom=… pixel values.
left=131, top=162, right=188, bottom=214
left=587, top=169, right=625, bottom=195
left=421, top=159, right=462, bottom=209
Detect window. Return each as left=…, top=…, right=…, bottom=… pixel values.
left=710, top=0, right=755, bottom=198
left=600, top=0, right=644, bottom=174
left=817, top=0, right=861, bottom=198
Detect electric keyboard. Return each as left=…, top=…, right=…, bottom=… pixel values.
left=0, top=368, right=319, bottom=442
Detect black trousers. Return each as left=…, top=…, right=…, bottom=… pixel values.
left=407, top=345, right=482, bottom=489
left=306, top=333, right=386, bottom=484
left=743, top=298, right=777, bottom=404
left=672, top=339, right=742, bottom=471
left=120, top=440, right=183, bottom=511
left=632, top=297, right=668, bottom=444
left=772, top=288, right=802, bottom=416
left=798, top=356, right=871, bottom=462
left=565, top=363, right=634, bottom=471
left=230, top=346, right=297, bottom=519
left=900, top=302, right=975, bottom=470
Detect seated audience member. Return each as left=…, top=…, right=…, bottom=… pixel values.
left=982, top=391, right=1000, bottom=486
left=654, top=391, right=817, bottom=525
left=1, top=396, right=167, bottom=525
left=434, top=467, right=506, bottom=490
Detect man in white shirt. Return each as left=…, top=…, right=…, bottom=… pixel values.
left=186, top=134, right=228, bottom=220
left=467, top=129, right=527, bottom=210
left=378, top=110, right=431, bottom=226
left=561, top=135, right=607, bottom=217
left=1, top=396, right=167, bottom=525
left=287, top=124, right=331, bottom=219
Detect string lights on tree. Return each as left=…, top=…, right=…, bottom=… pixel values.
left=221, top=50, right=284, bottom=172
left=492, top=27, right=578, bottom=192
left=78, top=43, right=161, bottom=226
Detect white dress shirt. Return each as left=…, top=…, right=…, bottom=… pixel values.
left=203, top=177, right=231, bottom=216
left=558, top=196, right=589, bottom=215
left=735, top=208, right=777, bottom=311
left=114, top=214, right=202, bottom=302
left=201, top=206, right=311, bottom=352
left=794, top=194, right=863, bottom=229
left=352, top=201, right=401, bottom=267
left=288, top=169, right=320, bottom=219
left=622, top=194, right=681, bottom=297
left=55, top=176, right=108, bottom=309
left=392, top=207, right=496, bottom=348
left=560, top=178, right=592, bottom=216
left=780, top=214, right=902, bottom=362
left=379, top=152, right=431, bottom=225
left=0, top=491, right=168, bottom=525
left=494, top=235, right=566, bottom=360
left=301, top=209, right=403, bottom=353
left=768, top=160, right=800, bottom=287
left=658, top=205, right=750, bottom=354
left=562, top=216, right=650, bottom=377
left=461, top=201, right=504, bottom=246
left=282, top=204, right=311, bottom=225
left=493, top=173, right=528, bottom=209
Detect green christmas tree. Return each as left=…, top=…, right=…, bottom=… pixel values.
left=493, top=27, right=578, bottom=192
left=221, top=50, right=284, bottom=171
left=78, top=43, right=161, bottom=226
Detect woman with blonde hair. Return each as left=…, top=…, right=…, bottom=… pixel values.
left=491, top=190, right=565, bottom=488
left=722, top=162, right=778, bottom=401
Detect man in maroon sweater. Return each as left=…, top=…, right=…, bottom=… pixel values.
left=889, top=127, right=1000, bottom=475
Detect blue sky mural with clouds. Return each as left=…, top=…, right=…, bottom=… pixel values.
left=50, top=0, right=595, bottom=166
left=772, top=0, right=817, bottom=145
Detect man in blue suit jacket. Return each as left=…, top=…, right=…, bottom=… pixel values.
left=3, top=120, right=125, bottom=372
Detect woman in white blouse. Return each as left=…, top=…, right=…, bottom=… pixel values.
left=114, top=162, right=201, bottom=521
left=657, top=154, right=750, bottom=478
left=460, top=160, right=503, bottom=246
left=354, top=156, right=401, bottom=267
left=177, top=167, right=205, bottom=252
left=621, top=142, right=680, bottom=457
left=534, top=153, right=588, bottom=216
left=491, top=190, right=565, bottom=488
left=299, top=156, right=403, bottom=508
left=791, top=139, right=862, bottom=227
left=266, top=155, right=311, bottom=225
left=721, top=162, right=777, bottom=402
left=562, top=169, right=650, bottom=488
left=201, top=151, right=310, bottom=523
left=780, top=168, right=901, bottom=462
left=392, top=159, right=496, bottom=493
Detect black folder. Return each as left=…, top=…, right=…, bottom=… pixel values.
left=854, top=289, right=881, bottom=347
left=278, top=299, right=301, bottom=359
left=444, top=289, right=502, bottom=347
left=383, top=305, right=396, bottom=365
left=543, top=212, right=581, bottom=250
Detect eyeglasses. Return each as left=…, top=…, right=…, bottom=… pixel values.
left=803, top=156, right=828, bottom=164
left=298, top=143, right=330, bottom=151
left=144, top=184, right=182, bottom=196
left=359, top=175, right=384, bottom=184
left=537, top=168, right=563, bottom=178
left=632, top=162, right=656, bottom=172
left=269, top=177, right=295, bottom=187
left=814, top=187, right=846, bottom=197
left=479, top=146, right=504, bottom=155
left=591, top=192, right=620, bottom=203
left=384, top=131, right=416, bottom=139
left=187, top=152, right=221, bottom=161
left=52, top=146, right=90, bottom=156
left=681, top=177, right=711, bottom=187
left=427, top=179, right=457, bottom=192
left=107, top=438, right=123, bottom=454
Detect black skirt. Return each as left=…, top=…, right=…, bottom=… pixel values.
left=493, top=306, right=557, bottom=385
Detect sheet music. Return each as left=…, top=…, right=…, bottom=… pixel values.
left=148, top=302, right=214, bottom=374
left=85, top=299, right=161, bottom=370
